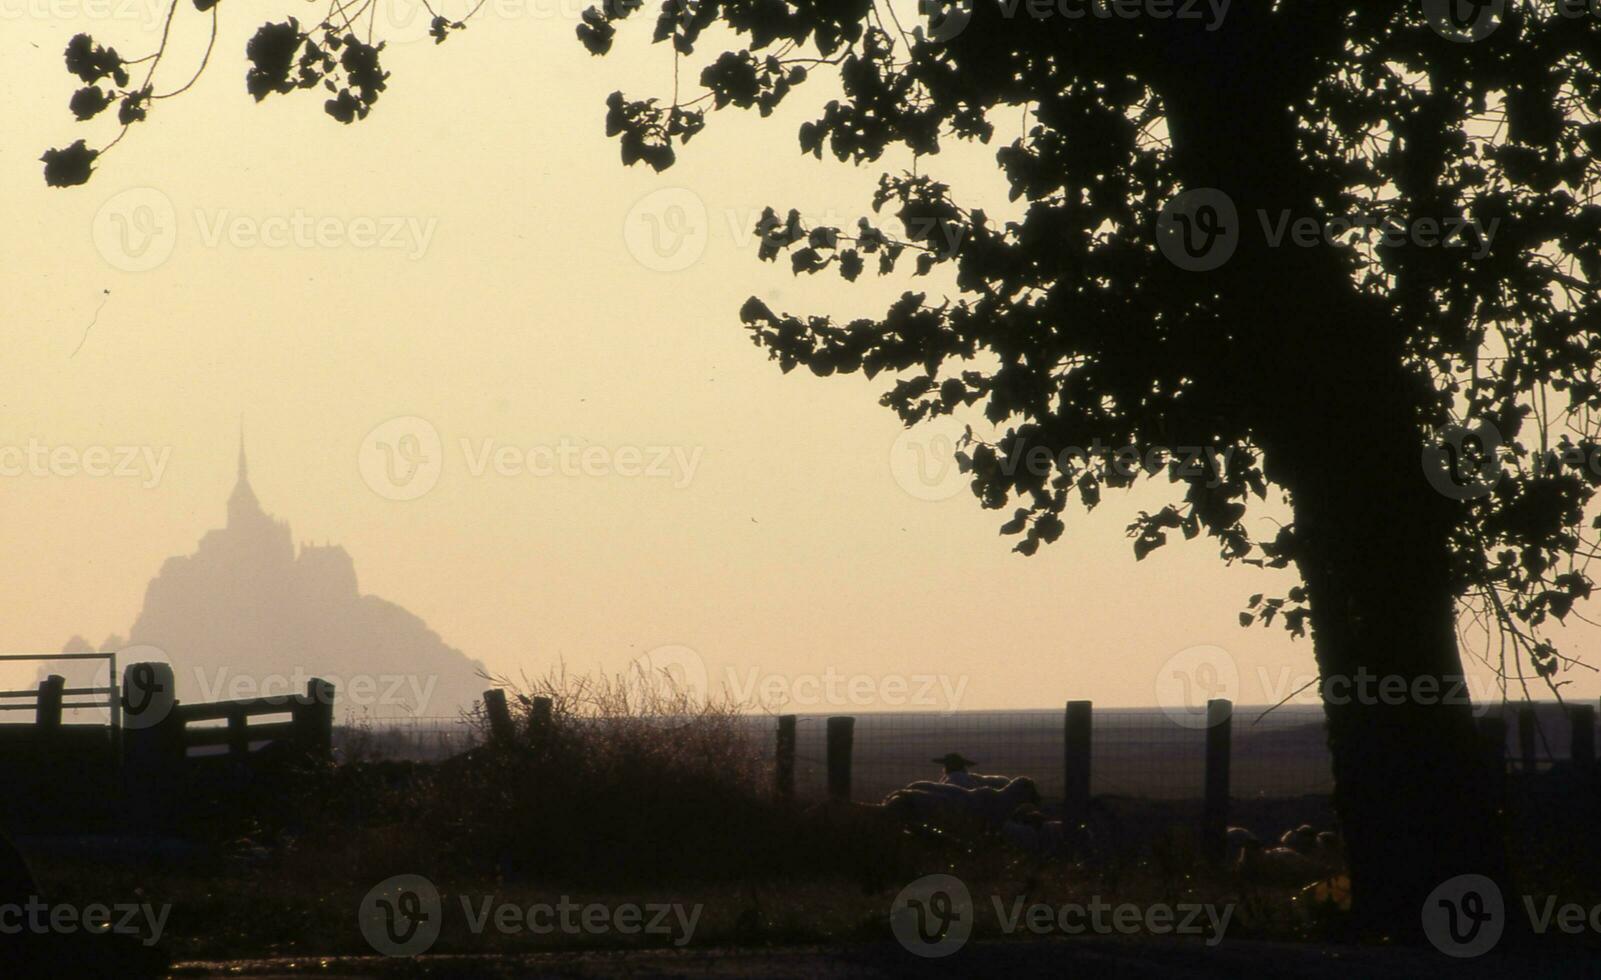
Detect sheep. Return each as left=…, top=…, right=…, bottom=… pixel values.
left=1001, top=804, right=1066, bottom=858
left=1278, top=823, right=1318, bottom=855
left=1234, top=838, right=1327, bottom=887
left=883, top=786, right=988, bottom=836
left=1311, top=831, right=1345, bottom=875
left=884, top=777, right=1042, bottom=837
left=1224, top=825, right=1260, bottom=867
left=968, top=777, right=1042, bottom=828
left=931, top=752, right=1010, bottom=789
left=901, top=780, right=977, bottom=800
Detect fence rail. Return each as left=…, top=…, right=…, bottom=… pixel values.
left=0, top=651, right=121, bottom=730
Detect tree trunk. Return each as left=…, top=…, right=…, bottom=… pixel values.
left=1288, top=415, right=1510, bottom=939
left=1149, top=14, right=1514, bottom=935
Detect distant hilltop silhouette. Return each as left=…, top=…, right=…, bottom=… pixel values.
left=58, top=435, right=487, bottom=719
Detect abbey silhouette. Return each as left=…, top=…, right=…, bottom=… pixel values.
left=57, top=435, right=487, bottom=718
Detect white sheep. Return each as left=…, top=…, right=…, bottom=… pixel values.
left=1224, top=825, right=1260, bottom=866
left=931, top=752, right=1011, bottom=789
left=885, top=777, right=1042, bottom=835
left=1001, top=804, right=1066, bottom=857
left=1279, top=823, right=1318, bottom=854
left=1235, top=838, right=1327, bottom=886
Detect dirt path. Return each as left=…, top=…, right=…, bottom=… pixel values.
left=171, top=937, right=1598, bottom=978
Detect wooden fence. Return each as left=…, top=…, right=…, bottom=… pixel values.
left=769, top=699, right=1600, bottom=863
left=0, top=659, right=335, bottom=833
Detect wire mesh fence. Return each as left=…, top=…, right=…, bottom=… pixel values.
left=333, top=716, right=480, bottom=762
left=756, top=705, right=1337, bottom=804
left=243, top=700, right=1600, bottom=811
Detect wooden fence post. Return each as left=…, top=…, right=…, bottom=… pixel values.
left=35, top=675, right=65, bottom=733
left=776, top=714, right=797, bottom=802
left=306, top=678, right=334, bottom=759
left=1063, top=700, right=1092, bottom=827
left=1572, top=703, right=1596, bottom=787
left=484, top=689, right=514, bottom=746
left=227, top=708, right=249, bottom=758
left=826, top=716, right=854, bottom=801
left=528, top=696, right=553, bottom=749
left=1201, top=698, right=1232, bottom=865
left=121, top=661, right=182, bottom=833
left=1518, top=702, right=1538, bottom=773
left=288, top=678, right=335, bottom=762
left=1478, top=712, right=1508, bottom=803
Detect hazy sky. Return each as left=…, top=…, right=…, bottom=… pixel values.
left=4, top=4, right=1598, bottom=713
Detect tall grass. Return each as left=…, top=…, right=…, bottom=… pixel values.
left=413, top=662, right=789, bottom=884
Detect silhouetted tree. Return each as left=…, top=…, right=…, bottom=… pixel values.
left=42, top=1, right=1601, bottom=935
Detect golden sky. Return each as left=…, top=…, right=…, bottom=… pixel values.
left=3, top=4, right=1595, bottom=712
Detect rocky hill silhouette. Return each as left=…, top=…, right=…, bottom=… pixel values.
left=57, top=438, right=487, bottom=719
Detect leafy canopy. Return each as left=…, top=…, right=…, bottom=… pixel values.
left=44, top=2, right=1601, bottom=693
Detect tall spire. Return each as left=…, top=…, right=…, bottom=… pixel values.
left=227, top=418, right=264, bottom=526
left=237, top=417, right=248, bottom=485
